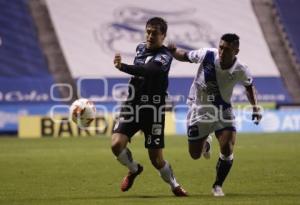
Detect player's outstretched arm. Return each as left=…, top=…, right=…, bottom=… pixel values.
left=167, top=43, right=190, bottom=62
left=113, top=53, right=162, bottom=77
left=245, top=84, right=262, bottom=125
left=118, top=62, right=162, bottom=76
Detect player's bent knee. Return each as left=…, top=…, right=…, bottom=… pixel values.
left=189, top=150, right=201, bottom=160
left=189, top=144, right=202, bottom=160
left=111, top=135, right=127, bottom=156
left=220, top=148, right=231, bottom=157
left=111, top=142, right=123, bottom=156
left=221, top=144, right=234, bottom=157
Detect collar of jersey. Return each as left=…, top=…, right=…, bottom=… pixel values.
left=215, top=56, right=238, bottom=74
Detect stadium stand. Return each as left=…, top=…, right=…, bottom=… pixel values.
left=27, top=0, right=77, bottom=102
left=273, top=0, right=300, bottom=93
left=251, top=0, right=300, bottom=102
left=0, top=0, right=50, bottom=82
left=273, top=0, right=300, bottom=67
left=0, top=0, right=60, bottom=134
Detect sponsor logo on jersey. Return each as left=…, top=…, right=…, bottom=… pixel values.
left=155, top=54, right=170, bottom=66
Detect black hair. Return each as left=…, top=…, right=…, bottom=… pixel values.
left=146, top=17, right=168, bottom=35
left=221, top=33, right=240, bottom=48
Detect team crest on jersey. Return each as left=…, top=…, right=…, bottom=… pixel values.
left=154, top=54, right=170, bottom=66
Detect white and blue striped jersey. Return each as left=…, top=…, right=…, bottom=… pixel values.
left=187, top=48, right=253, bottom=109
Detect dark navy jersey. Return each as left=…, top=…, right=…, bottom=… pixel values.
left=123, top=42, right=173, bottom=104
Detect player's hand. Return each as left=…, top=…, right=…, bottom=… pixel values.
left=252, top=106, right=262, bottom=125
left=114, top=53, right=122, bottom=69
left=167, top=42, right=177, bottom=54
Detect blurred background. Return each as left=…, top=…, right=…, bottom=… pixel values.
left=1, top=0, right=300, bottom=137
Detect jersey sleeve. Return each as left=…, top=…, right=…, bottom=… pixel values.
left=187, top=48, right=213, bottom=63
left=239, top=65, right=253, bottom=86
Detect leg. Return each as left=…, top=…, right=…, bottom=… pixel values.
left=142, top=107, right=186, bottom=196
left=212, top=128, right=236, bottom=196
left=111, top=113, right=140, bottom=172
left=202, top=135, right=213, bottom=159
left=111, top=133, right=143, bottom=192
left=148, top=148, right=187, bottom=196
left=148, top=148, right=165, bottom=169
left=217, top=129, right=236, bottom=157
left=188, top=137, right=208, bottom=159
left=111, top=133, right=128, bottom=156
left=111, top=104, right=139, bottom=157
left=112, top=105, right=146, bottom=191
left=186, top=107, right=213, bottom=160
left=112, top=133, right=138, bottom=172
left=187, top=123, right=212, bottom=159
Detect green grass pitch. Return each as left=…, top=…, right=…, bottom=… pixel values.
left=0, top=133, right=299, bottom=205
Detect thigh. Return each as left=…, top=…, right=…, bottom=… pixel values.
left=187, top=122, right=213, bottom=141
left=187, top=105, right=216, bottom=141
left=141, top=107, right=165, bottom=149
left=112, top=105, right=140, bottom=139
left=213, top=108, right=236, bottom=152
left=188, top=136, right=208, bottom=157
left=215, top=108, right=236, bottom=131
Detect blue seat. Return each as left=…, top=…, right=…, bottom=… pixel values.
left=0, top=0, right=58, bottom=105
left=274, top=0, right=300, bottom=64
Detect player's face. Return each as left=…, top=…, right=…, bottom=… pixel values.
left=145, top=25, right=165, bottom=50
left=218, top=40, right=239, bottom=67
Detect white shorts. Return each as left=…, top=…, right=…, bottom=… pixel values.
left=186, top=104, right=236, bottom=141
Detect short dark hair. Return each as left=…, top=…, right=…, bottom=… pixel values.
left=146, top=17, right=168, bottom=35
left=221, top=33, right=240, bottom=48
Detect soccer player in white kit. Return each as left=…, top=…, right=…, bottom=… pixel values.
left=169, top=33, right=262, bottom=196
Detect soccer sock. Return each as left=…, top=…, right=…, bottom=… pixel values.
left=159, top=161, right=179, bottom=189
left=117, top=148, right=138, bottom=173
left=213, top=153, right=234, bottom=187
left=203, top=141, right=210, bottom=152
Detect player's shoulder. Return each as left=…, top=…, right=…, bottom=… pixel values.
left=154, top=45, right=173, bottom=62
left=159, top=45, right=173, bottom=57
left=235, top=60, right=250, bottom=72
left=189, top=47, right=218, bottom=57
left=187, top=47, right=217, bottom=63
left=204, top=47, right=218, bottom=53
left=192, top=47, right=217, bottom=54
left=233, top=59, right=253, bottom=85
left=153, top=46, right=173, bottom=67
left=203, top=48, right=218, bottom=59
left=136, top=42, right=147, bottom=52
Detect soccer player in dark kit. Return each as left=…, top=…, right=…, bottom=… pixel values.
left=111, top=17, right=187, bottom=197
